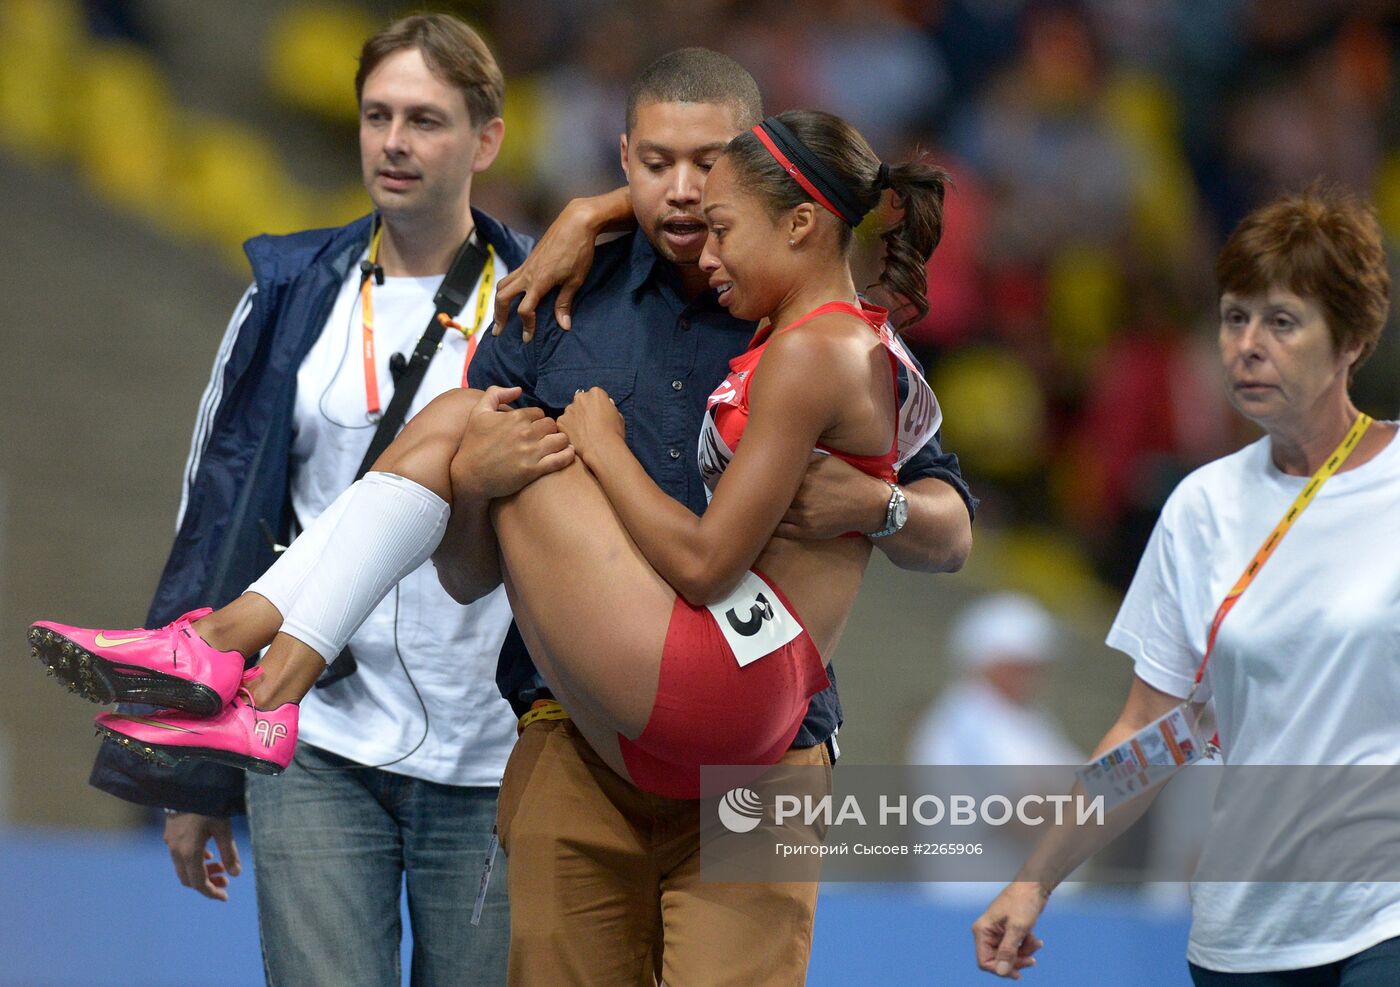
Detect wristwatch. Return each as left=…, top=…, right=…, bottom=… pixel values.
left=867, top=482, right=908, bottom=539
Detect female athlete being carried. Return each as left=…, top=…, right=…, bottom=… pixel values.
left=33, top=110, right=949, bottom=799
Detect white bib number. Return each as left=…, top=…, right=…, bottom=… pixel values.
left=706, top=571, right=803, bottom=668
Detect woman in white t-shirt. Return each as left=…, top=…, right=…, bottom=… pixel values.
left=975, top=186, right=1400, bottom=985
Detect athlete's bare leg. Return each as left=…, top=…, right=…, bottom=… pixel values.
left=505, top=610, right=634, bottom=774
left=162, top=386, right=679, bottom=734
left=192, top=595, right=323, bottom=709
left=177, top=390, right=480, bottom=708
left=490, top=460, right=675, bottom=740
left=193, top=594, right=282, bottom=657
left=367, top=387, right=475, bottom=503
left=381, top=389, right=679, bottom=742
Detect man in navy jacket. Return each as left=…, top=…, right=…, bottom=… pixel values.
left=89, top=14, right=537, bottom=985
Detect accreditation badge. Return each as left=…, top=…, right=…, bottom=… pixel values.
left=1076, top=704, right=1206, bottom=811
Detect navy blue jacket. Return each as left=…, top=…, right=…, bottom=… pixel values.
left=88, top=211, right=533, bottom=816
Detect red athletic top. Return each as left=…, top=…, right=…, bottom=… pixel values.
left=697, top=299, right=942, bottom=498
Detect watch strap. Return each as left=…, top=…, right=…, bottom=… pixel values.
left=868, top=481, right=906, bottom=539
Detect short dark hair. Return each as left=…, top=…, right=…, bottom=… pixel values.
left=625, top=47, right=762, bottom=133
left=355, top=13, right=505, bottom=128
left=1216, top=184, right=1390, bottom=373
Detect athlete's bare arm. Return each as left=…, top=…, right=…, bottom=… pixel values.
left=490, top=189, right=970, bottom=574
left=560, top=315, right=878, bottom=606
left=493, top=186, right=635, bottom=340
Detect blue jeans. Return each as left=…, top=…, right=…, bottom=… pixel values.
left=246, top=743, right=509, bottom=986
left=1189, top=936, right=1400, bottom=987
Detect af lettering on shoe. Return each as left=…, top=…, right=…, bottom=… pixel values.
left=94, top=668, right=298, bottom=775
left=28, top=607, right=245, bottom=717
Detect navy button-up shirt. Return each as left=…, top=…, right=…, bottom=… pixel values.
left=470, top=230, right=973, bottom=749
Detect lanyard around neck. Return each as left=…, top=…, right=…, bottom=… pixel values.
left=360, top=226, right=497, bottom=419
left=361, top=224, right=386, bottom=419
left=1189, top=413, right=1374, bottom=701
left=438, top=243, right=497, bottom=387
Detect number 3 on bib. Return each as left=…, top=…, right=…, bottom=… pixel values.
left=707, top=572, right=804, bottom=668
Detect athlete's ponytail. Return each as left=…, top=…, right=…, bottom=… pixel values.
left=878, top=159, right=949, bottom=329
left=723, top=109, right=950, bottom=330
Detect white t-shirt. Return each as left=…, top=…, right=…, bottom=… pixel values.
left=278, top=251, right=516, bottom=786
left=1108, top=429, right=1400, bottom=972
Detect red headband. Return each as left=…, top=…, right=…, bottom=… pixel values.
left=751, top=124, right=849, bottom=223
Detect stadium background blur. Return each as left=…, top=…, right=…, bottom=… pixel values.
left=1, top=1, right=1397, bottom=983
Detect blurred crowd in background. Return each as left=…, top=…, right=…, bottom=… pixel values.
left=11, top=0, right=1393, bottom=600
left=2, top=0, right=1399, bottom=841
left=470, top=0, right=1400, bottom=593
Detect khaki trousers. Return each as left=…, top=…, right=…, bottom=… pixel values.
left=497, top=717, right=827, bottom=986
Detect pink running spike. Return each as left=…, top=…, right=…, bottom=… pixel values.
left=30, top=608, right=245, bottom=717
left=95, top=668, right=297, bottom=775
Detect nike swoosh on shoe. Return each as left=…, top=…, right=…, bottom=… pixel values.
left=104, top=714, right=196, bottom=733
left=93, top=632, right=150, bottom=647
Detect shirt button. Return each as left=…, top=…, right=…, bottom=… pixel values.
left=669, top=448, right=682, bottom=460
left=679, top=316, right=691, bottom=331
left=672, top=379, right=684, bottom=391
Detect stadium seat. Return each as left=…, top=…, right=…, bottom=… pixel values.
left=0, top=0, right=86, bottom=158
left=74, top=44, right=177, bottom=216
left=174, top=117, right=316, bottom=254
left=1046, top=244, right=1125, bottom=381
left=931, top=348, right=1046, bottom=480
left=265, top=4, right=378, bottom=122
left=1102, top=73, right=1197, bottom=264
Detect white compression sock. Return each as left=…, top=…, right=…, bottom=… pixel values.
left=246, top=478, right=359, bottom=617
left=250, top=471, right=450, bottom=662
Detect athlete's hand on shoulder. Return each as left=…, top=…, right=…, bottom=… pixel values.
left=973, top=882, right=1047, bottom=979
left=164, top=812, right=240, bottom=902
left=494, top=199, right=599, bottom=342
left=452, top=386, right=574, bottom=499
left=557, top=387, right=623, bottom=464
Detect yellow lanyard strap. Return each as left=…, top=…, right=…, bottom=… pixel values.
left=1190, top=413, right=1374, bottom=697
left=360, top=224, right=386, bottom=418
left=436, top=245, right=497, bottom=386
left=365, top=232, right=498, bottom=414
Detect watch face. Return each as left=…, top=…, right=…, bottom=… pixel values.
left=892, top=495, right=909, bottom=528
